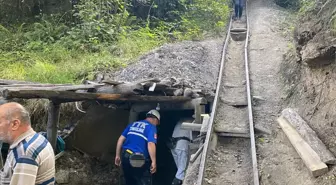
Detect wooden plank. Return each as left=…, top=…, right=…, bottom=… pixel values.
left=3, top=89, right=191, bottom=102
left=55, top=151, right=66, bottom=160
left=190, top=144, right=204, bottom=163
left=0, top=79, right=37, bottom=85
left=194, top=104, right=205, bottom=124
left=181, top=122, right=202, bottom=131
left=282, top=108, right=336, bottom=164
left=216, top=132, right=250, bottom=138
left=0, top=84, right=73, bottom=87
left=0, top=84, right=103, bottom=91
left=200, top=115, right=210, bottom=133
left=277, top=116, right=328, bottom=177
left=47, top=101, right=60, bottom=151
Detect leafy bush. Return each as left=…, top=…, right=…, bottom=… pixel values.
left=0, top=0, right=230, bottom=84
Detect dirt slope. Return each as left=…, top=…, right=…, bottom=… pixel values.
left=251, top=0, right=336, bottom=184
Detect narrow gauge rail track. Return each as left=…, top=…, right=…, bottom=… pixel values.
left=184, top=2, right=259, bottom=185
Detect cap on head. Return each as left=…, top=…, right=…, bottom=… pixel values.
left=146, top=109, right=160, bottom=121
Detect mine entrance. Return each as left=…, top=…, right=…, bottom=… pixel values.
left=137, top=110, right=194, bottom=185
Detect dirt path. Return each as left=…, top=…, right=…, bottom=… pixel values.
left=248, top=0, right=318, bottom=184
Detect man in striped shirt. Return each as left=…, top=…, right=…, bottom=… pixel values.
left=0, top=102, right=55, bottom=185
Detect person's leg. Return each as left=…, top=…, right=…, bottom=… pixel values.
left=171, top=149, right=178, bottom=166
left=234, top=4, right=239, bottom=19
left=239, top=4, right=243, bottom=18
left=175, top=149, right=188, bottom=181
left=138, top=161, right=152, bottom=185
left=171, top=149, right=189, bottom=185
left=122, top=152, right=137, bottom=185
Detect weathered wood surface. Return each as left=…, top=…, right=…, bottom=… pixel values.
left=0, top=79, right=38, bottom=85
left=282, top=108, right=336, bottom=164
left=55, top=151, right=66, bottom=160
left=181, top=122, right=202, bottom=131
left=47, top=101, right=60, bottom=151
left=190, top=144, right=204, bottom=163
left=3, top=89, right=191, bottom=102
left=216, top=132, right=250, bottom=138
left=200, top=115, right=210, bottom=133
left=0, top=84, right=102, bottom=92
left=277, top=116, right=328, bottom=177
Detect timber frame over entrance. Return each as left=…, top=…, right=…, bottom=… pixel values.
left=0, top=79, right=210, bottom=151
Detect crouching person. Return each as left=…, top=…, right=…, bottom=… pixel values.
left=0, top=102, right=55, bottom=185
left=115, top=110, right=160, bottom=185
left=169, top=119, right=192, bottom=185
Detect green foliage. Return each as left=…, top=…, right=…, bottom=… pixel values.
left=0, top=0, right=230, bottom=84
left=298, top=0, right=316, bottom=15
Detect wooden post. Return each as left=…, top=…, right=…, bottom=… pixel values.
left=47, top=101, right=60, bottom=151
left=194, top=100, right=206, bottom=124
left=128, top=106, right=139, bottom=123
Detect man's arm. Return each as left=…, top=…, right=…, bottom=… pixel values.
left=148, top=142, right=156, bottom=173
left=10, top=157, right=38, bottom=185
left=116, top=135, right=126, bottom=158
left=148, top=142, right=156, bottom=164
left=147, top=126, right=157, bottom=173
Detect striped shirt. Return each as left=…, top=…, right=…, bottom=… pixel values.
left=0, top=128, right=55, bottom=185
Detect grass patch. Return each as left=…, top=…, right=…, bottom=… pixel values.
left=0, top=0, right=230, bottom=84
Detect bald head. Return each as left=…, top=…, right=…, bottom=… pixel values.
left=0, top=102, right=31, bottom=125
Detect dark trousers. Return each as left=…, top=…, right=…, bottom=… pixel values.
left=235, top=4, right=243, bottom=18
left=121, top=150, right=152, bottom=185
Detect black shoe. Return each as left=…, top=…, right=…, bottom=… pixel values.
left=172, top=177, right=182, bottom=185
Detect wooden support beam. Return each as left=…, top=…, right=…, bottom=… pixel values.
left=55, top=151, right=66, bottom=160
left=3, top=89, right=191, bottom=103
left=190, top=144, right=204, bottom=163
left=47, top=101, right=60, bottom=151
left=216, top=132, right=250, bottom=138
left=281, top=108, right=336, bottom=164
left=128, top=106, right=139, bottom=123
left=130, top=98, right=207, bottom=112
left=277, top=116, right=328, bottom=177
left=0, top=84, right=103, bottom=92
left=194, top=103, right=206, bottom=124
left=181, top=122, right=202, bottom=131
left=0, top=79, right=37, bottom=85
left=200, top=115, right=210, bottom=133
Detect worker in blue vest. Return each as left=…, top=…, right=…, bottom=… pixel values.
left=115, top=110, right=160, bottom=185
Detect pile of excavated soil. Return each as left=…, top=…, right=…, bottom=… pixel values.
left=110, top=40, right=224, bottom=96
left=56, top=151, right=120, bottom=185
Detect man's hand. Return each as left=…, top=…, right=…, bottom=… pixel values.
left=115, top=155, right=121, bottom=166
left=150, top=162, right=157, bottom=174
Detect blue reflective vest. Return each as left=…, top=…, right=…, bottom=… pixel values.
left=121, top=120, right=157, bottom=158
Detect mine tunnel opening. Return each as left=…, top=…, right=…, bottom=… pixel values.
left=66, top=102, right=207, bottom=185
left=137, top=110, right=194, bottom=185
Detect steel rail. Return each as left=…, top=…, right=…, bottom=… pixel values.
left=194, top=1, right=260, bottom=184
left=244, top=1, right=260, bottom=184
left=196, top=15, right=233, bottom=185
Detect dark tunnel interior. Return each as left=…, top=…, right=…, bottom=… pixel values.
left=136, top=110, right=194, bottom=185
